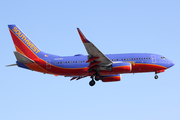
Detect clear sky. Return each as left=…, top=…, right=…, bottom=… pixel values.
left=0, top=0, right=179, bottom=120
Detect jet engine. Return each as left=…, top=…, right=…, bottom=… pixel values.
left=102, top=74, right=121, bottom=82
left=106, top=62, right=132, bottom=73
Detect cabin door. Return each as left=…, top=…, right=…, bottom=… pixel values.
left=46, top=60, right=51, bottom=69
left=151, top=55, right=156, bottom=63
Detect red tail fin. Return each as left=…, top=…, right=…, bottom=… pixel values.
left=8, top=25, right=43, bottom=59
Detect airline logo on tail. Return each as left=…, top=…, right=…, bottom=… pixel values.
left=12, top=26, right=40, bottom=54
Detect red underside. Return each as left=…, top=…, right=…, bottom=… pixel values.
left=130, top=64, right=166, bottom=73
left=25, top=62, right=166, bottom=77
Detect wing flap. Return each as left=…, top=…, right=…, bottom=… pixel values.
left=86, top=57, right=99, bottom=63
left=70, top=76, right=87, bottom=81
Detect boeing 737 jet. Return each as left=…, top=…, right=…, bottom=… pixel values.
left=7, top=25, right=174, bottom=86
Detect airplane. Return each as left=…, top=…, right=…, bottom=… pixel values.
left=7, top=25, right=174, bottom=86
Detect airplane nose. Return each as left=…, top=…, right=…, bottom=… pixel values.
left=168, top=60, right=175, bottom=68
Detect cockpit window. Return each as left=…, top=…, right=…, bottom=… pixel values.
left=161, top=57, right=166, bottom=59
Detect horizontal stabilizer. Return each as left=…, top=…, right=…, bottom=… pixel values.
left=6, top=64, right=17, bottom=67
left=14, top=51, right=34, bottom=64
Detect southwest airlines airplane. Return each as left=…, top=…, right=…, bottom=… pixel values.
left=7, top=25, right=174, bottom=86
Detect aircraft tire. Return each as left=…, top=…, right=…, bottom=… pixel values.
left=89, top=80, right=95, bottom=86
left=95, top=75, right=100, bottom=81
left=154, top=75, right=158, bottom=79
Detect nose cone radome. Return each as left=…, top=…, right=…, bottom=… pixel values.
left=168, top=60, right=175, bottom=68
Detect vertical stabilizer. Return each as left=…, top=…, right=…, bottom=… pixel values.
left=8, top=25, right=44, bottom=59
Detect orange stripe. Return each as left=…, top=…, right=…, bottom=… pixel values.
left=135, top=63, right=167, bottom=69
left=15, top=45, right=25, bottom=55
left=14, top=44, right=49, bottom=73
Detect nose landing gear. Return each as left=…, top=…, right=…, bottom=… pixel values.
left=154, top=74, right=158, bottom=79
left=154, top=71, right=159, bottom=79
left=154, top=70, right=165, bottom=79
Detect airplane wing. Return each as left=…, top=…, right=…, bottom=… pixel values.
left=77, top=28, right=113, bottom=70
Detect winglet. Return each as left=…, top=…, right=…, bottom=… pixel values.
left=77, top=28, right=90, bottom=43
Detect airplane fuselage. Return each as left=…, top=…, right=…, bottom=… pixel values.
left=8, top=25, right=174, bottom=86
left=17, top=53, right=174, bottom=76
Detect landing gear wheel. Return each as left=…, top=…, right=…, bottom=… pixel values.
left=95, top=75, right=100, bottom=81
left=94, top=71, right=100, bottom=81
left=154, top=75, right=158, bottom=79
left=89, top=80, right=95, bottom=86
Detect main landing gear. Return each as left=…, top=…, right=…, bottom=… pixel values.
left=89, top=76, right=96, bottom=86
left=89, top=74, right=101, bottom=86
left=95, top=74, right=100, bottom=81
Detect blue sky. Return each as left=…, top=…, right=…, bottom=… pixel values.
left=0, top=0, right=179, bottom=120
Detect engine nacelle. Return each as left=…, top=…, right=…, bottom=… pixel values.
left=107, top=62, right=132, bottom=73
left=102, top=74, right=121, bottom=82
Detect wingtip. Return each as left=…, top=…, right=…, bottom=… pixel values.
left=77, top=28, right=90, bottom=43
left=77, top=28, right=80, bottom=32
